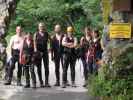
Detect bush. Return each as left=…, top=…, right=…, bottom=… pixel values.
left=89, top=44, right=133, bottom=100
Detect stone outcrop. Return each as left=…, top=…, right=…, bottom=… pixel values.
left=0, top=0, right=17, bottom=70
left=0, top=0, right=17, bottom=35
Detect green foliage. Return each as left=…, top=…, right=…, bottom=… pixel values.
left=89, top=45, right=133, bottom=100
left=7, top=0, right=102, bottom=39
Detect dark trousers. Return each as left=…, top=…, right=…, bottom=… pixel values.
left=24, top=64, right=36, bottom=86
left=81, top=57, right=94, bottom=81
left=8, top=49, right=22, bottom=83
left=54, top=54, right=61, bottom=83
left=62, top=53, right=76, bottom=84
left=87, top=61, right=94, bottom=74
left=81, top=57, right=88, bottom=81
left=36, top=51, right=49, bottom=84
left=60, top=54, right=64, bottom=68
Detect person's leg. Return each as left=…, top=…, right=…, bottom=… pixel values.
left=81, top=57, right=88, bottom=81
left=70, top=57, right=76, bottom=87
left=24, top=65, right=30, bottom=88
left=61, top=54, right=70, bottom=86
left=88, top=61, right=94, bottom=74
left=60, top=54, right=64, bottom=68
left=30, top=64, right=36, bottom=88
left=4, top=57, right=16, bottom=85
left=17, top=62, right=22, bottom=86
left=81, top=57, right=88, bottom=87
left=43, top=52, right=50, bottom=87
left=62, top=54, right=69, bottom=88
left=54, top=56, right=60, bottom=86
left=36, top=62, right=44, bottom=87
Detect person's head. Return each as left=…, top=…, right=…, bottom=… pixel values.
left=84, top=26, right=91, bottom=36
left=86, top=34, right=92, bottom=41
left=93, top=30, right=99, bottom=38
left=16, top=26, right=22, bottom=36
left=67, top=26, right=74, bottom=36
left=38, top=22, right=46, bottom=32
left=26, top=32, right=32, bottom=40
left=54, top=24, right=61, bottom=33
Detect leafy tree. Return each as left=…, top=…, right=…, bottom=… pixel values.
left=7, top=0, right=102, bottom=39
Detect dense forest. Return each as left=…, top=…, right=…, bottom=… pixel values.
left=7, top=0, right=102, bottom=39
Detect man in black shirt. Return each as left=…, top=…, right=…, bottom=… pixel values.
left=51, top=24, right=64, bottom=86
left=34, top=23, right=51, bottom=87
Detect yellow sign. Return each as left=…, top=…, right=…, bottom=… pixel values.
left=110, top=23, right=131, bottom=38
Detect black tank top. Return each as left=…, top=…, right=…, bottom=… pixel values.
left=23, top=41, right=34, bottom=55
left=52, top=35, right=60, bottom=53
left=64, top=36, right=75, bottom=54
left=35, top=32, right=48, bottom=52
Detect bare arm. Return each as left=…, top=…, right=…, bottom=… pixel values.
left=50, top=36, right=54, bottom=60
left=62, top=37, right=73, bottom=48
left=33, top=33, right=37, bottom=52
left=8, top=36, right=14, bottom=56
left=80, top=37, right=84, bottom=46
left=69, top=37, right=78, bottom=48
left=19, top=39, right=25, bottom=59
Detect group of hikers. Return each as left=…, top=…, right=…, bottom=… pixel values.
left=3, top=22, right=103, bottom=89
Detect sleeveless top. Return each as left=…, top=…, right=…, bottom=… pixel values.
left=64, top=36, right=75, bottom=54
left=35, top=32, right=49, bottom=52
left=23, top=39, right=34, bottom=56
left=52, top=34, right=63, bottom=55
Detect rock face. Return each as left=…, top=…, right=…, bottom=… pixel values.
left=0, top=0, right=17, bottom=70
left=0, top=0, right=17, bottom=35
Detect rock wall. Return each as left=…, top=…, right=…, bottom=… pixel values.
left=0, top=0, right=17, bottom=35
left=0, top=0, right=17, bottom=70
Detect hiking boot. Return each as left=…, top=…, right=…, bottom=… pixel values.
left=62, top=83, right=67, bottom=88
left=4, top=81, right=11, bottom=85
left=32, top=84, right=36, bottom=89
left=44, top=83, right=51, bottom=88
left=72, top=82, right=76, bottom=88
left=54, top=82, right=60, bottom=86
left=24, top=84, right=30, bottom=88
left=83, top=84, right=87, bottom=88
left=40, top=83, right=45, bottom=88
left=17, top=82, right=23, bottom=86
left=66, top=81, right=70, bottom=86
